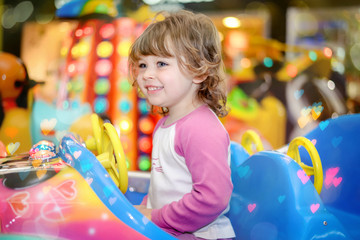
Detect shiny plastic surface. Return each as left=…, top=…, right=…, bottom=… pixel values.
left=301, top=113, right=360, bottom=239
left=227, top=146, right=351, bottom=240
left=0, top=134, right=176, bottom=240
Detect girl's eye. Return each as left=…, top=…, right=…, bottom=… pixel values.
left=139, top=63, right=146, bottom=68
left=157, top=61, right=168, bottom=67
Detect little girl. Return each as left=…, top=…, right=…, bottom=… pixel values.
left=128, top=10, right=235, bottom=240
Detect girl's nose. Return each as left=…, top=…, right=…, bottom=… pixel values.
left=143, top=66, right=155, bottom=80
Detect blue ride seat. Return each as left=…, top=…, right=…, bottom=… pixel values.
left=300, top=113, right=360, bottom=239
left=227, top=142, right=351, bottom=240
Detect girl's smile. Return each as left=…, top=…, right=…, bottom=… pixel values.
left=136, top=55, right=203, bottom=123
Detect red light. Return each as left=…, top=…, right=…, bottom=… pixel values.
left=286, top=64, right=298, bottom=78
left=95, top=59, right=113, bottom=76
left=67, top=61, right=77, bottom=76
left=75, top=29, right=83, bottom=38
left=99, top=23, right=115, bottom=39
left=139, top=117, right=154, bottom=135
left=139, top=136, right=152, bottom=153
left=323, top=47, right=332, bottom=58
left=83, top=26, right=93, bottom=36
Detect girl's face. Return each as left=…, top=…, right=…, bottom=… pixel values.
left=136, top=55, right=202, bottom=117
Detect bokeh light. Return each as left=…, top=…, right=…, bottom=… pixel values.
left=117, top=40, right=133, bottom=57
left=118, top=99, right=132, bottom=113
left=99, top=23, right=115, bottom=39
left=94, top=78, right=110, bottom=95
left=96, top=41, right=114, bottom=58
left=138, top=136, right=152, bottom=154
left=94, top=97, right=108, bottom=114
left=138, top=155, right=151, bottom=171
left=323, top=47, right=332, bottom=58
left=263, top=57, right=273, bottom=68
left=119, top=117, right=133, bottom=134
left=286, top=64, right=298, bottom=78
left=139, top=117, right=154, bottom=135
left=223, top=17, right=241, bottom=28
left=95, top=59, right=113, bottom=76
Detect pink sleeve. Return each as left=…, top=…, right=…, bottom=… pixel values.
left=141, top=195, right=148, bottom=205
left=151, top=113, right=233, bottom=235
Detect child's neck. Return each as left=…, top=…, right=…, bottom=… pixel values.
left=165, top=102, right=204, bottom=126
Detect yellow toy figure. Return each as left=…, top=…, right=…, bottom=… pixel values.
left=0, top=52, right=42, bottom=154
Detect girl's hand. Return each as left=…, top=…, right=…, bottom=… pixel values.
left=134, top=205, right=153, bottom=220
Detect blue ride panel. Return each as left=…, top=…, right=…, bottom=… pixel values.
left=227, top=143, right=351, bottom=240
left=301, top=113, right=360, bottom=239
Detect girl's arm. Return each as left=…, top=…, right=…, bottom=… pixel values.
left=151, top=117, right=232, bottom=235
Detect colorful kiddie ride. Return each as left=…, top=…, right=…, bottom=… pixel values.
left=1, top=113, right=359, bottom=239
left=0, top=114, right=175, bottom=240
left=227, top=113, right=359, bottom=240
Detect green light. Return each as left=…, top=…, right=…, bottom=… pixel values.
left=120, top=80, right=131, bottom=93
left=263, top=57, right=273, bottom=68
left=95, top=4, right=109, bottom=15
left=309, top=51, right=317, bottom=61
left=138, top=156, right=151, bottom=171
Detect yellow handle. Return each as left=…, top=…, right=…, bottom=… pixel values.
left=287, top=137, right=323, bottom=194
left=103, top=123, right=128, bottom=194
left=86, top=113, right=128, bottom=194
left=241, top=130, right=264, bottom=155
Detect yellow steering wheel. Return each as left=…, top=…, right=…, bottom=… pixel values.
left=241, top=130, right=264, bottom=155
left=287, top=137, right=323, bottom=194
left=86, top=114, right=128, bottom=193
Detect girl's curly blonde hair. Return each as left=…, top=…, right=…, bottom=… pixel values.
left=128, top=10, right=228, bottom=117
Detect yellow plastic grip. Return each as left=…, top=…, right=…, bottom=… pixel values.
left=241, top=130, right=264, bottom=155
left=287, top=137, right=323, bottom=194
left=103, top=123, right=128, bottom=194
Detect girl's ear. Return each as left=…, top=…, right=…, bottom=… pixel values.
left=193, top=75, right=207, bottom=84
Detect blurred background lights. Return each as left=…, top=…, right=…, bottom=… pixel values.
left=139, top=117, right=154, bottom=135
left=327, top=80, right=335, bottom=90
left=223, top=17, right=241, bottom=28
left=119, top=99, right=132, bottom=113
left=336, top=47, right=345, bottom=61
left=226, top=30, right=249, bottom=51
left=286, top=64, right=298, bottom=78
left=95, top=59, right=112, bottom=76
left=99, top=23, right=115, bottom=39
left=96, top=41, right=114, bottom=58
left=78, top=41, right=91, bottom=57
left=331, top=59, right=345, bottom=74
left=263, top=57, right=273, bottom=68
left=54, top=0, right=72, bottom=9
left=138, top=136, right=152, bottom=154
left=138, top=100, right=150, bottom=115
left=70, top=41, right=91, bottom=58
left=323, top=47, right=332, bottom=58
left=94, top=78, right=110, bottom=95
left=71, top=80, right=84, bottom=93
left=308, top=51, right=317, bottom=61
left=83, top=26, right=94, bottom=36
left=2, top=1, right=34, bottom=29
left=240, top=58, right=252, bottom=68
left=119, top=80, right=131, bottom=93
left=75, top=28, right=84, bottom=38
left=350, top=43, right=360, bottom=71
left=67, top=61, right=77, bottom=76
left=138, top=155, right=151, bottom=171
left=119, top=117, right=133, bottom=134
left=117, top=40, right=132, bottom=57
left=14, top=1, right=34, bottom=23
left=94, top=97, right=108, bottom=114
